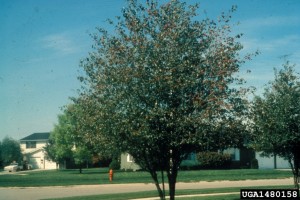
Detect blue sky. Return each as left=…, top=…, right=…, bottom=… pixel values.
left=0, top=0, right=299, bottom=140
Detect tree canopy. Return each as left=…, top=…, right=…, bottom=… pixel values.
left=45, top=105, right=93, bottom=172
left=75, top=0, right=253, bottom=199
left=0, top=136, right=22, bottom=167
left=45, top=111, right=74, bottom=165
left=251, top=62, right=300, bottom=189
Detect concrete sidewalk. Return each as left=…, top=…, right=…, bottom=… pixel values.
left=0, top=178, right=294, bottom=200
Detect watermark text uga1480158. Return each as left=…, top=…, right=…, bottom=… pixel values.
left=240, top=189, right=299, bottom=199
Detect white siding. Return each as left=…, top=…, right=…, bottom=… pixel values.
left=120, top=153, right=141, bottom=171
left=256, top=152, right=290, bottom=169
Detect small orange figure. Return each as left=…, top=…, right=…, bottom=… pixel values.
left=109, top=169, right=113, bottom=181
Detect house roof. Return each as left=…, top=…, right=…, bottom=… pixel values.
left=20, top=132, right=51, bottom=141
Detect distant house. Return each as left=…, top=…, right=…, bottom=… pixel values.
left=204, top=148, right=290, bottom=169
left=120, top=148, right=243, bottom=171
left=223, top=148, right=290, bottom=169
left=255, top=152, right=290, bottom=169
left=20, top=132, right=57, bottom=170
left=121, top=147, right=290, bottom=171
left=120, top=153, right=141, bottom=171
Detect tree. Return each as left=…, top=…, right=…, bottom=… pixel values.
left=0, top=137, right=22, bottom=166
left=45, top=112, right=74, bottom=168
left=68, top=98, right=117, bottom=159
left=45, top=105, right=103, bottom=172
left=73, top=146, right=92, bottom=173
left=251, top=62, right=300, bottom=189
left=0, top=141, right=2, bottom=168
left=78, top=0, right=253, bottom=199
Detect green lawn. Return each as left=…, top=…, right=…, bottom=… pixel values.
left=0, top=168, right=292, bottom=187
left=177, top=194, right=240, bottom=200
left=45, top=185, right=294, bottom=200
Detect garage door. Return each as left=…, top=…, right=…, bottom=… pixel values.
left=29, top=157, right=41, bottom=169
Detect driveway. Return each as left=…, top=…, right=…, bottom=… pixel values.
left=0, top=178, right=293, bottom=200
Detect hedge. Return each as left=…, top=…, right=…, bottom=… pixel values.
left=196, top=152, right=232, bottom=169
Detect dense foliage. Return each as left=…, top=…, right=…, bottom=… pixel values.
left=0, top=137, right=22, bottom=167
left=74, top=0, right=253, bottom=199
left=109, top=159, right=121, bottom=170
left=45, top=106, right=92, bottom=172
left=251, top=62, right=300, bottom=189
left=45, top=112, right=74, bottom=165
left=197, top=152, right=231, bottom=169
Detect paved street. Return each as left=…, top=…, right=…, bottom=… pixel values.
left=0, top=178, right=294, bottom=200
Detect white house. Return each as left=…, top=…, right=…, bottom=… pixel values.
left=120, top=153, right=142, bottom=171
left=121, top=148, right=291, bottom=170
left=121, top=148, right=242, bottom=171
left=255, top=152, right=290, bottom=169
left=20, top=132, right=57, bottom=170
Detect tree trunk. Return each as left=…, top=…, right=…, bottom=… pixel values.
left=293, top=173, right=299, bottom=189
left=293, top=154, right=299, bottom=189
left=141, top=151, right=165, bottom=199
left=149, top=170, right=165, bottom=200
left=161, top=170, right=166, bottom=199
left=167, top=165, right=178, bottom=200
left=289, top=154, right=299, bottom=189
left=79, top=164, right=82, bottom=174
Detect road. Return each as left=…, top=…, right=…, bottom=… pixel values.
left=0, top=178, right=294, bottom=200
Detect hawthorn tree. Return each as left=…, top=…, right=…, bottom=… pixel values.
left=251, top=62, right=300, bottom=189
left=68, top=97, right=120, bottom=160
left=78, top=0, right=253, bottom=199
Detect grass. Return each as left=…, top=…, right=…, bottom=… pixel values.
left=45, top=185, right=294, bottom=200
left=177, top=169, right=292, bottom=182
left=0, top=168, right=292, bottom=187
left=176, top=194, right=240, bottom=200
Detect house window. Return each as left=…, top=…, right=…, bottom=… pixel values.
left=127, top=154, right=134, bottom=162
left=26, top=141, right=36, bottom=149
left=223, top=148, right=240, bottom=161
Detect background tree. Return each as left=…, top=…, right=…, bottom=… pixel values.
left=0, top=141, right=2, bottom=168
left=45, top=112, right=74, bottom=168
left=251, top=62, right=300, bottom=189
left=0, top=136, right=22, bottom=166
left=45, top=104, right=111, bottom=171
left=78, top=0, right=253, bottom=199
left=73, top=146, right=92, bottom=173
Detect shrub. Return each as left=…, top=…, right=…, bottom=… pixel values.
left=180, top=160, right=200, bottom=170
left=109, top=159, right=120, bottom=170
left=197, top=152, right=231, bottom=169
